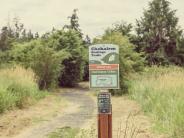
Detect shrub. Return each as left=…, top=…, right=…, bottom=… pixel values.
left=11, top=29, right=87, bottom=88
left=11, top=40, right=71, bottom=89
left=10, top=40, right=39, bottom=67
left=0, top=66, right=46, bottom=113
left=0, top=50, right=11, bottom=66
left=45, top=30, right=86, bottom=87
left=94, top=32, right=144, bottom=95
left=31, top=46, right=70, bottom=89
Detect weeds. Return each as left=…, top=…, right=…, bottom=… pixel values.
left=48, top=126, right=79, bottom=138
left=130, top=66, right=184, bottom=138
left=116, top=113, right=140, bottom=138
left=0, top=66, right=46, bottom=113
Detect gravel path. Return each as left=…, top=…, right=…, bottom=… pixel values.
left=14, top=88, right=96, bottom=138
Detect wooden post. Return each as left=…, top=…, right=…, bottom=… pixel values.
left=98, top=92, right=112, bottom=138
left=108, top=105, right=112, bottom=138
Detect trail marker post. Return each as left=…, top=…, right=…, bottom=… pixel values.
left=89, top=44, right=119, bottom=138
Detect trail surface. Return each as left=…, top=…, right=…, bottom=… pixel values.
left=1, top=83, right=167, bottom=138
left=14, top=87, right=95, bottom=138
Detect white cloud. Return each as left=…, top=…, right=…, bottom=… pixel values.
left=0, top=0, right=184, bottom=38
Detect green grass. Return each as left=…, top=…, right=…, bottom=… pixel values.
left=0, top=65, right=46, bottom=113
left=48, top=127, right=79, bottom=138
left=130, top=66, right=184, bottom=138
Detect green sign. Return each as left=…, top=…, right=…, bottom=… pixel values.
left=89, top=44, right=119, bottom=89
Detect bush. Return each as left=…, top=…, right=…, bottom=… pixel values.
left=11, top=29, right=87, bottom=88
left=94, top=32, right=144, bottom=95
left=0, top=66, right=46, bottom=113
left=0, top=50, right=11, bottom=66
left=45, top=30, right=86, bottom=87
left=11, top=40, right=71, bottom=89
left=59, top=57, right=85, bottom=87
left=31, top=46, right=70, bottom=89
left=10, top=40, right=39, bottom=67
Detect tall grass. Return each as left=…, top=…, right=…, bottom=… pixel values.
left=130, top=66, right=184, bottom=138
left=0, top=66, right=46, bottom=113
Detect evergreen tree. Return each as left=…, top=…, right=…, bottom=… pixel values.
left=13, top=17, right=24, bottom=39
left=21, top=29, right=27, bottom=40
left=84, top=35, right=91, bottom=45
left=136, top=0, right=182, bottom=65
left=0, top=27, right=10, bottom=51
left=35, top=32, right=39, bottom=39
left=27, top=30, right=34, bottom=41
left=108, top=21, right=133, bottom=37
left=64, top=9, right=83, bottom=37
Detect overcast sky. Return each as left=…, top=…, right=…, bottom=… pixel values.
left=0, top=0, right=184, bottom=38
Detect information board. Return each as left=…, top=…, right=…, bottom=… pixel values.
left=89, top=44, right=119, bottom=89
left=98, top=93, right=111, bottom=114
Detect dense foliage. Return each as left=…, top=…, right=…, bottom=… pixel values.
left=94, top=32, right=144, bottom=95
left=42, top=30, right=86, bottom=87
left=135, top=0, right=184, bottom=65
left=0, top=10, right=87, bottom=89
left=1, top=0, right=184, bottom=94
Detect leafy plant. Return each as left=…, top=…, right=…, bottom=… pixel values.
left=94, top=32, right=144, bottom=95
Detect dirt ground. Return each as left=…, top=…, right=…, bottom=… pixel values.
left=0, top=82, right=167, bottom=138
left=111, top=96, right=167, bottom=138
left=82, top=93, right=167, bottom=138
left=0, top=93, right=67, bottom=138
left=12, top=86, right=95, bottom=138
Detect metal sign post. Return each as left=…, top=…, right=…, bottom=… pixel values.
left=89, top=44, right=119, bottom=138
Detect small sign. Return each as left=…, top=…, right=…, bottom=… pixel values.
left=98, top=93, right=111, bottom=114
left=89, top=44, right=119, bottom=89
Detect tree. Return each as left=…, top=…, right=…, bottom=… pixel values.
left=136, top=0, right=182, bottom=65
left=31, top=46, right=69, bottom=89
left=84, top=35, right=91, bottom=45
left=13, top=17, right=24, bottom=39
left=21, top=29, right=27, bottom=41
left=35, top=32, right=39, bottom=39
left=94, top=32, right=144, bottom=95
left=27, top=30, right=34, bottom=41
left=11, top=40, right=70, bottom=89
left=42, top=29, right=86, bottom=87
left=0, top=27, right=9, bottom=51
left=107, top=21, right=133, bottom=37
left=64, top=9, right=83, bottom=37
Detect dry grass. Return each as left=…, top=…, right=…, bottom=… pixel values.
left=84, top=89, right=164, bottom=138
left=0, top=93, right=67, bottom=138
left=0, top=65, right=46, bottom=113
left=111, top=96, right=165, bottom=138
left=130, top=66, right=184, bottom=138
left=0, top=66, right=36, bottom=83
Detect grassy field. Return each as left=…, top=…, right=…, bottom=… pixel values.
left=130, top=66, right=184, bottom=138
left=0, top=66, right=46, bottom=113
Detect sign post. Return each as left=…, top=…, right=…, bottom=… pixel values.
left=89, top=44, right=119, bottom=138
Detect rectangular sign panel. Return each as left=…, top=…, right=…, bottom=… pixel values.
left=89, top=44, right=119, bottom=89
left=98, top=92, right=111, bottom=114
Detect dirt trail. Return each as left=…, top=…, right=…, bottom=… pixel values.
left=13, top=87, right=95, bottom=138
left=1, top=83, right=167, bottom=138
